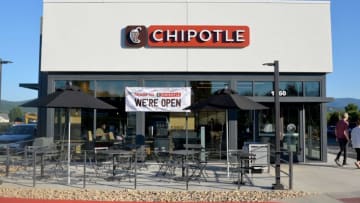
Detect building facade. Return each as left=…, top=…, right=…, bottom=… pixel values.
left=36, top=0, right=332, bottom=162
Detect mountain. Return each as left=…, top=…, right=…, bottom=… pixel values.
left=0, top=100, right=37, bottom=114
left=327, top=98, right=360, bottom=112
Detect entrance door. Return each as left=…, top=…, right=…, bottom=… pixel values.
left=304, top=104, right=321, bottom=161
left=258, top=104, right=303, bottom=162
left=281, top=104, right=303, bottom=162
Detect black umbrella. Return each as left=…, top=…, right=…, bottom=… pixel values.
left=22, top=86, right=116, bottom=184
left=184, top=87, right=267, bottom=176
left=22, top=88, right=116, bottom=109
left=186, top=88, right=267, bottom=110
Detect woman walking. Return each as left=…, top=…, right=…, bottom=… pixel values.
left=350, top=119, right=360, bottom=168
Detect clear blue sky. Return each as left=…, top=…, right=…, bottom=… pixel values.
left=0, top=0, right=359, bottom=101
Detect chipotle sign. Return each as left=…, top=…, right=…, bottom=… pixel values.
left=125, top=25, right=250, bottom=48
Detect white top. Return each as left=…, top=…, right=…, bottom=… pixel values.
left=351, top=126, right=360, bottom=148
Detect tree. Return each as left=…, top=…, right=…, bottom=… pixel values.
left=345, top=103, right=359, bottom=123
left=8, top=107, right=24, bottom=122
left=327, top=111, right=341, bottom=126
left=345, top=103, right=358, bottom=113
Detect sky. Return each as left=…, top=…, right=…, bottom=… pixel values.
left=0, top=0, right=359, bottom=102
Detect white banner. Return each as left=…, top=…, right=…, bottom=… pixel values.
left=125, top=87, right=191, bottom=112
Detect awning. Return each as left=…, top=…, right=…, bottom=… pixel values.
left=19, top=83, right=39, bottom=90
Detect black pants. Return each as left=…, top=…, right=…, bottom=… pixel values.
left=355, top=148, right=360, bottom=161
left=336, top=138, right=348, bottom=164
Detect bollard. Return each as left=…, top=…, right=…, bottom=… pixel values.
left=289, top=151, right=293, bottom=190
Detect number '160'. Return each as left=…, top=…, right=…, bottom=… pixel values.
left=271, top=90, right=287, bottom=96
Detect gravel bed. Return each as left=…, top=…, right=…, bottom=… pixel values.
left=0, top=187, right=313, bottom=202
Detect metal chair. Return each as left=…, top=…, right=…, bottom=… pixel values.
left=154, top=150, right=176, bottom=177
left=189, top=151, right=208, bottom=182
left=228, top=149, right=256, bottom=186
left=112, top=152, right=133, bottom=182
left=93, top=147, right=112, bottom=177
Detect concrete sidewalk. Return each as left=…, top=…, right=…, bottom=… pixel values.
left=277, top=153, right=360, bottom=203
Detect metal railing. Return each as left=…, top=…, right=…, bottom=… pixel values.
left=1, top=142, right=292, bottom=191
left=269, top=145, right=294, bottom=190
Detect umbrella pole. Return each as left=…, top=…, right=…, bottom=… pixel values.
left=185, top=112, right=189, bottom=160
left=67, top=109, right=71, bottom=185
left=185, top=112, right=189, bottom=189
left=226, top=110, right=230, bottom=178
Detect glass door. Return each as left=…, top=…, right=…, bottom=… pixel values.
left=257, top=104, right=302, bottom=162
left=281, top=104, right=302, bottom=162
left=304, top=104, right=321, bottom=161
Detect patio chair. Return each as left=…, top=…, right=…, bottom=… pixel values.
left=154, top=150, right=176, bottom=177
left=93, top=147, right=112, bottom=177
left=25, top=137, right=59, bottom=166
left=22, top=137, right=62, bottom=178
left=134, top=146, right=147, bottom=170
left=189, top=151, right=208, bottom=182
left=112, top=152, right=133, bottom=182
left=108, top=132, right=115, bottom=142
left=228, top=149, right=256, bottom=185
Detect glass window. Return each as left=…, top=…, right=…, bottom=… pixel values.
left=280, top=81, right=303, bottom=96
left=145, top=80, right=186, bottom=87
left=189, top=80, right=228, bottom=159
left=95, top=80, right=138, bottom=141
left=237, top=110, right=254, bottom=148
left=237, top=81, right=253, bottom=96
left=144, top=80, right=187, bottom=152
left=55, top=80, right=95, bottom=95
left=96, top=80, right=137, bottom=97
left=54, top=80, right=95, bottom=142
left=258, top=108, right=275, bottom=136
left=190, top=81, right=229, bottom=101
left=304, top=81, right=320, bottom=96
left=254, top=81, right=273, bottom=96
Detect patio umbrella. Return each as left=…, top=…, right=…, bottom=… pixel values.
left=185, top=87, right=268, bottom=177
left=22, top=86, right=116, bottom=184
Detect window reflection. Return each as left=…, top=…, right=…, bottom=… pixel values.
left=237, top=81, right=253, bottom=96
left=254, top=81, right=273, bottom=96
left=145, top=80, right=186, bottom=87
left=96, top=80, right=135, bottom=97
left=191, top=81, right=228, bottom=101
left=280, top=81, right=303, bottom=96
left=304, top=81, right=320, bottom=96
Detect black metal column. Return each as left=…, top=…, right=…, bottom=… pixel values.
left=273, top=60, right=284, bottom=190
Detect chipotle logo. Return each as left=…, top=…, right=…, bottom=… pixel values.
left=125, top=25, right=250, bottom=48
left=125, top=25, right=147, bottom=48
